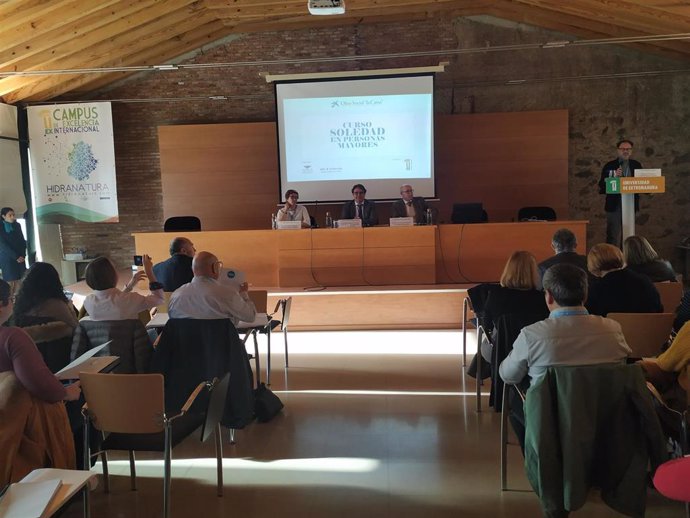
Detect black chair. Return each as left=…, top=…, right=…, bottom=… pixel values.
left=517, top=206, right=556, bottom=221
left=164, top=216, right=201, bottom=232
left=451, top=202, right=488, bottom=224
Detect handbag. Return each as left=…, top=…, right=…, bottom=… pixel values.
left=254, top=382, right=284, bottom=422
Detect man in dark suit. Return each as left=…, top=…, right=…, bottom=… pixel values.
left=538, top=228, right=588, bottom=280
left=340, top=183, right=378, bottom=227
left=390, top=184, right=430, bottom=225
left=598, top=139, right=642, bottom=247
left=152, top=237, right=195, bottom=291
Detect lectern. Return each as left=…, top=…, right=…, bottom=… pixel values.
left=605, top=175, right=665, bottom=241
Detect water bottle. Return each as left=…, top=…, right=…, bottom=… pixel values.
left=271, top=213, right=277, bottom=229
left=325, top=212, right=333, bottom=228
left=425, top=208, right=433, bottom=225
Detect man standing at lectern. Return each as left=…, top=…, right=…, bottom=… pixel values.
left=391, top=184, right=430, bottom=225
left=598, top=139, right=641, bottom=248
left=341, top=183, right=378, bottom=227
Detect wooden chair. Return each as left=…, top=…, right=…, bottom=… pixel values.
left=80, top=372, right=229, bottom=518
left=607, top=312, right=675, bottom=358
left=654, top=281, right=684, bottom=313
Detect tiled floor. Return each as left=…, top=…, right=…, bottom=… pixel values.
left=62, top=330, right=683, bottom=517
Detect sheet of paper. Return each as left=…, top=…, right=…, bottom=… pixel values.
left=56, top=340, right=113, bottom=380
left=0, top=479, right=62, bottom=518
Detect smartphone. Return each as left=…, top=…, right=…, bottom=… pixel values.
left=133, top=255, right=143, bottom=266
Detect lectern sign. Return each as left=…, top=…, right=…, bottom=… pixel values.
left=605, top=176, right=665, bottom=194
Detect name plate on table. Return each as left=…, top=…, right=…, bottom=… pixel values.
left=389, top=217, right=414, bottom=227
left=335, top=219, right=362, bottom=229
left=276, top=221, right=302, bottom=230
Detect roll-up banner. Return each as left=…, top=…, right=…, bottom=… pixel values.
left=27, top=102, right=119, bottom=223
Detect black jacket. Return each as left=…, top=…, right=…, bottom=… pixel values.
left=151, top=318, right=255, bottom=428
left=153, top=254, right=193, bottom=292
left=598, top=158, right=642, bottom=212
left=538, top=252, right=588, bottom=279
left=0, top=221, right=26, bottom=282
left=586, top=268, right=662, bottom=316
left=340, top=200, right=378, bottom=227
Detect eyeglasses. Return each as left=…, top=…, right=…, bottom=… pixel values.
left=288, top=195, right=298, bottom=199
left=353, top=191, right=365, bottom=195
left=401, top=189, right=413, bottom=194
left=618, top=147, right=633, bottom=151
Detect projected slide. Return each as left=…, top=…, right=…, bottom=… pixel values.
left=275, top=75, right=436, bottom=202
left=283, top=94, right=432, bottom=182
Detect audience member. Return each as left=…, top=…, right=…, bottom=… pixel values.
left=340, top=184, right=378, bottom=227
left=623, top=235, right=677, bottom=283
left=537, top=228, right=587, bottom=279
left=0, top=279, right=81, bottom=403
left=83, top=255, right=163, bottom=320
left=168, top=251, right=256, bottom=326
left=276, top=190, right=311, bottom=228
left=0, top=207, right=27, bottom=294
left=585, top=243, right=662, bottom=316
left=390, top=184, right=430, bottom=225
left=13, top=262, right=78, bottom=331
left=499, top=264, right=631, bottom=447
left=152, top=237, right=196, bottom=291
left=674, top=291, right=690, bottom=333
left=483, top=251, right=549, bottom=336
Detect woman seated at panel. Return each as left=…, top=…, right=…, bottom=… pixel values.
left=276, top=189, right=311, bottom=228
left=83, top=255, right=164, bottom=320
left=480, top=251, right=549, bottom=361
left=586, top=243, right=662, bottom=316
left=0, top=279, right=81, bottom=483
left=623, top=235, right=677, bottom=283
left=13, top=262, right=78, bottom=333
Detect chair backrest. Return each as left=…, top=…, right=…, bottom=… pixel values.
left=201, top=372, right=230, bottom=442
left=517, top=206, right=557, bottom=221
left=72, top=318, right=152, bottom=373
left=653, top=281, right=683, bottom=313
left=282, top=297, right=292, bottom=331
left=451, top=202, right=486, bottom=224
left=607, top=312, right=675, bottom=358
left=248, top=290, right=268, bottom=313
left=164, top=216, right=201, bottom=232
left=81, top=372, right=165, bottom=434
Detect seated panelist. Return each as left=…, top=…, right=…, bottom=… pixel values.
left=276, top=189, right=311, bottom=228
left=340, top=183, right=378, bottom=227
left=390, top=184, right=430, bottom=225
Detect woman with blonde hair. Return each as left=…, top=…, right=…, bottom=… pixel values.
left=586, top=243, right=662, bottom=316
left=483, top=251, right=548, bottom=334
left=623, top=235, right=677, bottom=283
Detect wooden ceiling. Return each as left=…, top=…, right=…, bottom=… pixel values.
left=3, top=0, right=690, bottom=104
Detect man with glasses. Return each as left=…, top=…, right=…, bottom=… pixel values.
left=390, top=184, right=431, bottom=225
left=168, top=251, right=256, bottom=327
left=276, top=189, right=311, bottom=228
left=340, top=183, right=379, bottom=227
left=598, top=139, right=642, bottom=247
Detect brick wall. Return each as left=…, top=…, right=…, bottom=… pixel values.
left=57, top=15, right=690, bottom=272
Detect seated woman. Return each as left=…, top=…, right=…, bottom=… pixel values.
left=0, top=279, right=81, bottom=483
left=83, top=254, right=163, bottom=320
left=586, top=243, right=662, bottom=316
left=623, top=235, right=677, bottom=283
left=479, top=251, right=549, bottom=363
left=13, top=262, right=78, bottom=332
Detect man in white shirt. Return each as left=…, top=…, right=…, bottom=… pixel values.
left=499, top=263, right=630, bottom=448
left=168, top=251, right=256, bottom=327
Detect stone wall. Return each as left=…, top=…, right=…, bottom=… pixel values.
left=57, top=15, right=690, bottom=273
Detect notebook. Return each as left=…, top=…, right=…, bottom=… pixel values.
left=0, top=479, right=62, bottom=518
left=56, top=341, right=118, bottom=380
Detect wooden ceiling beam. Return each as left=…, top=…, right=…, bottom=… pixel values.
left=0, top=0, right=179, bottom=70
left=0, top=0, right=123, bottom=50
left=0, top=6, right=217, bottom=98
left=4, top=21, right=231, bottom=103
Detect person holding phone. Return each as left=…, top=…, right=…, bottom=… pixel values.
left=83, top=255, right=164, bottom=320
